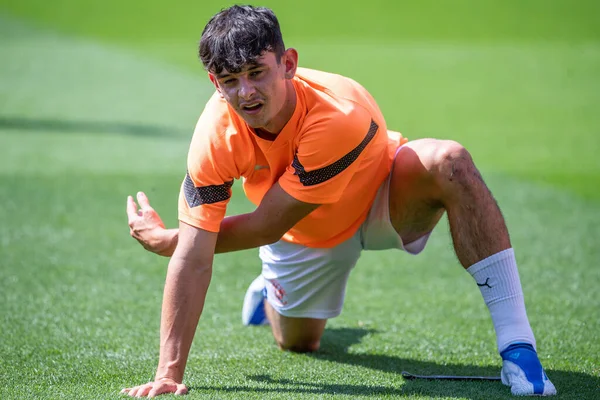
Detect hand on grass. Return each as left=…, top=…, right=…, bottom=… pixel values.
left=121, top=378, right=188, bottom=397
left=126, top=192, right=177, bottom=257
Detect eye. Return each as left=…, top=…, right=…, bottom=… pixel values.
left=249, top=70, right=263, bottom=78
left=222, top=78, right=237, bottom=85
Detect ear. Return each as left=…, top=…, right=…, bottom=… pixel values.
left=282, top=48, right=298, bottom=79
left=208, top=72, right=223, bottom=97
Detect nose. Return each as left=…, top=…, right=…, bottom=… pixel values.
left=238, top=77, right=256, bottom=100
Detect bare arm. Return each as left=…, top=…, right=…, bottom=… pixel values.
left=154, top=222, right=215, bottom=383
left=127, top=183, right=319, bottom=256
left=122, top=184, right=319, bottom=397
left=215, top=182, right=319, bottom=253
left=121, top=222, right=216, bottom=397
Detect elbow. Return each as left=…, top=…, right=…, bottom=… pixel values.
left=262, top=231, right=283, bottom=246
left=261, top=226, right=288, bottom=246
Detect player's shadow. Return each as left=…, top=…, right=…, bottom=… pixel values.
left=190, top=327, right=598, bottom=398
left=311, top=327, right=599, bottom=398
left=0, top=116, right=186, bottom=138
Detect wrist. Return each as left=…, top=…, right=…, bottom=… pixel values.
left=157, top=229, right=179, bottom=257
left=155, top=363, right=184, bottom=383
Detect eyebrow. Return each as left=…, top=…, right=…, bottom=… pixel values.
left=216, top=63, right=267, bottom=79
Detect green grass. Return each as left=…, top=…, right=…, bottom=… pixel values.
left=1, top=1, right=599, bottom=399
left=2, top=0, right=599, bottom=200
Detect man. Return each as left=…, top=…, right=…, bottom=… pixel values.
left=122, top=5, right=556, bottom=397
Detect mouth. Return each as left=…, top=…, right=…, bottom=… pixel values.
left=240, top=102, right=264, bottom=115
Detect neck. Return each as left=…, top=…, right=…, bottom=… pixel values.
left=262, top=80, right=297, bottom=135
left=254, top=129, right=278, bottom=141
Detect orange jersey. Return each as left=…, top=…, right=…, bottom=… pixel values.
left=178, top=67, right=407, bottom=248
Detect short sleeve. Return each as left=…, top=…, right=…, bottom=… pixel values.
left=178, top=99, right=245, bottom=232
left=278, top=107, right=379, bottom=205
left=178, top=172, right=233, bottom=232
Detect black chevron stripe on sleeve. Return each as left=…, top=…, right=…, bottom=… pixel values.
left=183, top=173, right=233, bottom=207
left=292, top=119, right=379, bottom=186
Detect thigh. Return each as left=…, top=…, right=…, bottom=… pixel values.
left=389, top=139, right=447, bottom=244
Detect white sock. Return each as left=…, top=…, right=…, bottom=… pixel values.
left=467, top=248, right=536, bottom=353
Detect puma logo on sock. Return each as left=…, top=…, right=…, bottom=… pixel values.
left=477, top=277, right=493, bottom=288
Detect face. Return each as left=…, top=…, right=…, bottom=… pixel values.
left=209, top=49, right=298, bottom=134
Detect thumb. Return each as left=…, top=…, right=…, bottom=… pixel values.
left=137, top=191, right=153, bottom=211
left=175, top=384, right=188, bottom=395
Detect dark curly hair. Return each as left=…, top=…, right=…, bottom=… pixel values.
left=199, top=5, right=286, bottom=74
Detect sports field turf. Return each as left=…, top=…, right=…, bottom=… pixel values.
left=0, top=1, right=598, bottom=399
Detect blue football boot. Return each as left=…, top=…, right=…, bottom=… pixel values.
left=501, top=343, right=556, bottom=396
left=241, top=275, right=269, bottom=326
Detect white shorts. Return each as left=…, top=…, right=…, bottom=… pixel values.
left=260, top=147, right=432, bottom=319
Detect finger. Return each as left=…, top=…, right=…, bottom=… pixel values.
left=136, top=384, right=153, bottom=397
left=137, top=191, right=152, bottom=211
left=148, top=382, right=176, bottom=398
left=175, top=384, right=188, bottom=395
left=121, top=388, right=131, bottom=394
left=127, top=195, right=138, bottom=219
left=127, top=386, right=141, bottom=397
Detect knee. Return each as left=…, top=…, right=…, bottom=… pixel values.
left=429, top=140, right=479, bottom=188
left=276, top=338, right=321, bottom=353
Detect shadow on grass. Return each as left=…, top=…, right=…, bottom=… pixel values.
left=190, top=328, right=599, bottom=399
left=0, top=116, right=186, bottom=138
